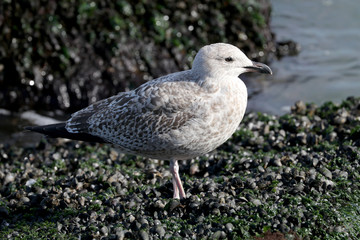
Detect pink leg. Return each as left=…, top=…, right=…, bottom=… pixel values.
left=170, top=159, right=186, bottom=199
left=172, top=176, right=180, bottom=199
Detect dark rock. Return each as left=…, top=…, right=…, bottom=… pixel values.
left=101, top=226, right=109, bottom=236
left=155, top=226, right=166, bottom=238
left=139, top=230, right=149, bottom=240
left=276, top=40, right=300, bottom=58
left=2, top=97, right=360, bottom=239
left=166, top=199, right=181, bottom=212
left=0, top=0, right=278, bottom=112
left=115, top=228, right=125, bottom=240
left=291, top=101, right=307, bottom=115
left=225, top=223, right=234, bottom=232
left=0, top=206, right=9, bottom=217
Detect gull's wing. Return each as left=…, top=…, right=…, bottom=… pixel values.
left=65, top=94, right=121, bottom=133
left=66, top=72, right=203, bottom=151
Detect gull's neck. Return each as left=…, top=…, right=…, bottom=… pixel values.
left=192, top=65, right=234, bottom=93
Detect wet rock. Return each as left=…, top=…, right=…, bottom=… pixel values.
left=139, top=230, right=149, bottom=240
left=4, top=173, right=15, bottom=185
left=155, top=225, right=166, bottom=238
left=273, top=158, right=282, bottom=167
left=338, top=171, right=348, bottom=179
left=101, top=226, right=109, bottom=236
left=1, top=97, right=360, bottom=239
left=212, top=230, right=223, bottom=239
left=327, top=132, right=338, bottom=142
left=25, top=179, right=37, bottom=187
left=115, top=228, right=125, bottom=240
left=293, top=169, right=306, bottom=181
left=296, top=132, right=307, bottom=145
left=0, top=0, right=278, bottom=113
left=291, top=101, right=307, bottom=115
left=0, top=206, right=9, bottom=217
left=20, top=197, right=30, bottom=204
left=322, top=179, right=335, bottom=190
left=312, top=158, right=319, bottom=167
left=154, top=199, right=165, bottom=209
left=320, top=167, right=332, bottom=179
left=225, top=223, right=234, bottom=232
left=276, top=40, right=300, bottom=58
left=251, top=199, right=262, bottom=207
left=190, top=164, right=200, bottom=175
left=293, top=183, right=304, bottom=193
left=57, top=222, right=63, bottom=231
left=166, top=199, right=181, bottom=212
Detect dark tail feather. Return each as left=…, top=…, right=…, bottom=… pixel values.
left=24, top=123, right=106, bottom=143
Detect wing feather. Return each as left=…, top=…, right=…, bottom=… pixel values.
left=66, top=94, right=123, bottom=133
left=66, top=72, right=203, bottom=152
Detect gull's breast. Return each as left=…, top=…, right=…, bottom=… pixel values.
left=160, top=78, right=248, bottom=160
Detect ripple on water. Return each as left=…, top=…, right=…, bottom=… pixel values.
left=249, top=0, right=360, bottom=115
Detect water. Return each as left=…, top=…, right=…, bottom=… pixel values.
left=0, top=110, right=62, bottom=147
left=248, top=0, right=360, bottom=115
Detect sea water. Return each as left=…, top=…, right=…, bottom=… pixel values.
left=248, top=0, right=360, bottom=114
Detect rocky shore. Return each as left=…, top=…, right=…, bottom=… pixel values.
left=1, top=97, right=359, bottom=239
left=0, top=0, right=298, bottom=113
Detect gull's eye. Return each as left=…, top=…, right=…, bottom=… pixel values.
left=225, top=57, right=234, bottom=62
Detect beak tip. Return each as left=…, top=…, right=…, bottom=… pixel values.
left=245, top=61, right=272, bottom=75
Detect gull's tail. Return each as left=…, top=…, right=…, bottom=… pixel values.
left=24, top=123, right=106, bottom=143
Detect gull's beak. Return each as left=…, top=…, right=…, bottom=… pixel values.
left=244, top=61, right=272, bottom=75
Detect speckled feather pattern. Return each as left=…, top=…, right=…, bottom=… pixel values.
left=66, top=43, right=250, bottom=160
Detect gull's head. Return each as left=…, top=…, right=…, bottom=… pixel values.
left=192, top=43, right=272, bottom=77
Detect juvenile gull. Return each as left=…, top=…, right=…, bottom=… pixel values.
left=25, top=43, right=272, bottom=199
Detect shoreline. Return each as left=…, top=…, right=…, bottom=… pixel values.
left=1, top=97, right=359, bottom=239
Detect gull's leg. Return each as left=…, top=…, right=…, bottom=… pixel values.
left=170, top=159, right=186, bottom=199
left=172, top=175, right=180, bottom=199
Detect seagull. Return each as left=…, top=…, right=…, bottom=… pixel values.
left=25, top=43, right=272, bottom=199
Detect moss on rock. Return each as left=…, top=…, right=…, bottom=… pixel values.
left=0, top=0, right=276, bottom=112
